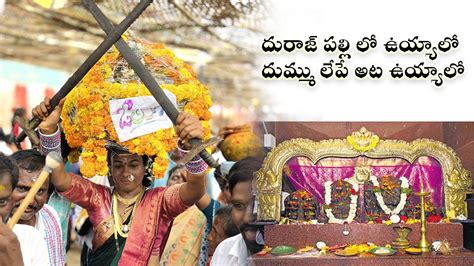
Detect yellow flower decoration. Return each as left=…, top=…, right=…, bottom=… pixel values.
left=62, top=38, right=212, bottom=178
left=346, top=127, right=380, bottom=152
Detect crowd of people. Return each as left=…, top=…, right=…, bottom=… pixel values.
left=0, top=97, right=266, bottom=265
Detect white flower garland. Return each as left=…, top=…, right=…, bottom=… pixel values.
left=369, top=176, right=409, bottom=215
left=324, top=179, right=359, bottom=224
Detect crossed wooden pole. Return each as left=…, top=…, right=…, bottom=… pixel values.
left=9, top=0, right=219, bottom=228
left=15, top=0, right=218, bottom=167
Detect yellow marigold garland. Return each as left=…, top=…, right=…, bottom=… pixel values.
left=62, top=38, right=212, bottom=178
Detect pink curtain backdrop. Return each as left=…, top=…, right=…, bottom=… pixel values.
left=285, top=156, right=444, bottom=209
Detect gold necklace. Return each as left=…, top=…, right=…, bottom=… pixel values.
left=114, top=191, right=141, bottom=206
left=112, top=188, right=144, bottom=239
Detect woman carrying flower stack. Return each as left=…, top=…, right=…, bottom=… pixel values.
left=33, top=97, right=209, bottom=265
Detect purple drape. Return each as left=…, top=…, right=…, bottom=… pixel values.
left=285, top=156, right=443, bottom=208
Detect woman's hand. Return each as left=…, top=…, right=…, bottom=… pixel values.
left=175, top=112, right=208, bottom=205
left=175, top=112, right=204, bottom=149
left=32, top=97, right=65, bottom=134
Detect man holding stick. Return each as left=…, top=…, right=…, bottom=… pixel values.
left=9, top=100, right=66, bottom=266
left=10, top=149, right=65, bottom=266
left=0, top=154, right=49, bottom=265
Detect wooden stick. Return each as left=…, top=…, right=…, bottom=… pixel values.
left=8, top=152, right=62, bottom=229
left=14, top=0, right=153, bottom=145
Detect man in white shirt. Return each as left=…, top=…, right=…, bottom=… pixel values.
left=12, top=224, right=50, bottom=265
left=0, top=222, right=23, bottom=266
left=0, top=155, right=49, bottom=265
left=211, top=233, right=249, bottom=266
left=211, top=157, right=265, bottom=266
left=10, top=150, right=64, bottom=266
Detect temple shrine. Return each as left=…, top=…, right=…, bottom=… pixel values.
left=251, top=123, right=474, bottom=265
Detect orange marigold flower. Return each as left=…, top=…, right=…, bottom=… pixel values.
left=61, top=38, right=212, bottom=178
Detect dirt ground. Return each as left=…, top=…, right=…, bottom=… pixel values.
left=66, top=244, right=81, bottom=266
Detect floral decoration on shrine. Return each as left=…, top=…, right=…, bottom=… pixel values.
left=324, top=179, right=359, bottom=224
